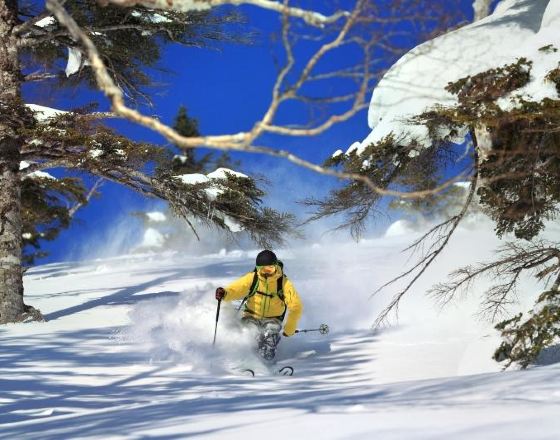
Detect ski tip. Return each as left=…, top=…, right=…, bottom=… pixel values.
left=278, top=366, right=294, bottom=376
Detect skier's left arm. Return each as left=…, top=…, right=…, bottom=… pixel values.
left=282, top=280, right=303, bottom=337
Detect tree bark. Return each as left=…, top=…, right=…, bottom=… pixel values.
left=0, top=0, right=28, bottom=323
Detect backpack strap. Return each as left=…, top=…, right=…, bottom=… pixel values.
left=276, top=274, right=285, bottom=302
left=276, top=274, right=287, bottom=321
left=237, top=269, right=259, bottom=312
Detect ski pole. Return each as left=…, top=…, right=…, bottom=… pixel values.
left=212, top=299, right=222, bottom=346
left=295, top=324, right=329, bottom=335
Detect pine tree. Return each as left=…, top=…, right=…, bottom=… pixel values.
left=170, top=105, right=238, bottom=175
left=0, top=1, right=291, bottom=324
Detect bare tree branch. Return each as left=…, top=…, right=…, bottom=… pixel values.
left=68, top=178, right=104, bottom=218
left=98, top=0, right=350, bottom=28
left=430, top=241, right=560, bottom=322
left=46, top=0, right=473, bottom=202
left=13, top=10, right=52, bottom=35
left=23, top=71, right=59, bottom=82
left=372, top=131, right=481, bottom=327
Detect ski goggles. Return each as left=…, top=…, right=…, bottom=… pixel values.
left=256, top=264, right=277, bottom=275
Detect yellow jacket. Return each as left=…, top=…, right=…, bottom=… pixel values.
left=224, top=266, right=303, bottom=336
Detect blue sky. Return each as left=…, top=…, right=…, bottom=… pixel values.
left=24, top=1, right=477, bottom=263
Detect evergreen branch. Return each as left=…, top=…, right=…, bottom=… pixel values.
left=13, top=10, right=52, bottom=35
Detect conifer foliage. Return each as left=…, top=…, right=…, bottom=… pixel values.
left=0, top=0, right=290, bottom=324
left=170, top=105, right=237, bottom=175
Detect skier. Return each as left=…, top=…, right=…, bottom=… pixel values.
left=215, top=250, right=303, bottom=361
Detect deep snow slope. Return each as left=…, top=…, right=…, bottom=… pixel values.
left=1, top=224, right=560, bottom=439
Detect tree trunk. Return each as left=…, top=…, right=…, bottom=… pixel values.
left=472, top=0, right=492, bottom=21
left=0, top=0, right=30, bottom=324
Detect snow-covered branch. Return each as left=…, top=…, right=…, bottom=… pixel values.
left=99, top=0, right=350, bottom=28
left=68, top=178, right=104, bottom=218
left=46, top=0, right=458, bottom=200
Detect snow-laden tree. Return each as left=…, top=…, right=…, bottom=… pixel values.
left=310, top=0, right=560, bottom=367
left=1, top=0, right=463, bottom=323
left=0, top=1, right=282, bottom=323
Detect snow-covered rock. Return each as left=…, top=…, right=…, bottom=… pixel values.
left=359, top=0, right=559, bottom=153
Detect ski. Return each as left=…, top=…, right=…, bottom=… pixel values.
left=277, top=366, right=294, bottom=376
left=237, top=365, right=294, bottom=377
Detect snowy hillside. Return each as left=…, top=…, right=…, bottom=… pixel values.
left=2, top=220, right=560, bottom=439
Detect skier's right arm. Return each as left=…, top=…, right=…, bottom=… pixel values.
left=217, top=273, right=255, bottom=302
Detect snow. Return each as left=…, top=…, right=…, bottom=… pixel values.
left=114, top=149, right=127, bottom=159
left=145, top=211, right=167, bottom=222
left=173, top=154, right=188, bottom=163
left=345, top=141, right=361, bottom=155
left=222, top=215, right=243, bottom=233
left=2, top=218, right=560, bottom=438
left=207, top=167, right=249, bottom=180
left=204, top=187, right=223, bottom=200
left=174, top=173, right=209, bottom=185
left=384, top=219, right=416, bottom=237
left=131, top=10, right=173, bottom=24
left=454, top=181, right=471, bottom=189
left=137, top=227, right=166, bottom=248
left=176, top=168, right=249, bottom=185
left=65, top=47, right=83, bottom=77
left=24, top=170, right=57, bottom=180
left=34, top=16, right=56, bottom=28
left=20, top=160, right=56, bottom=179
left=88, top=149, right=103, bottom=159
left=175, top=168, right=249, bottom=208
left=25, top=104, right=67, bottom=122
left=358, top=0, right=560, bottom=154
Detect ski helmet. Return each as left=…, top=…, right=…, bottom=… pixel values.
left=256, top=250, right=277, bottom=266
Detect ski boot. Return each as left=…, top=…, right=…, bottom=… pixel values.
left=258, top=330, right=281, bottom=361
left=257, top=320, right=282, bottom=361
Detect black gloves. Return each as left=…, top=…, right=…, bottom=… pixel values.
left=215, top=287, right=226, bottom=301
